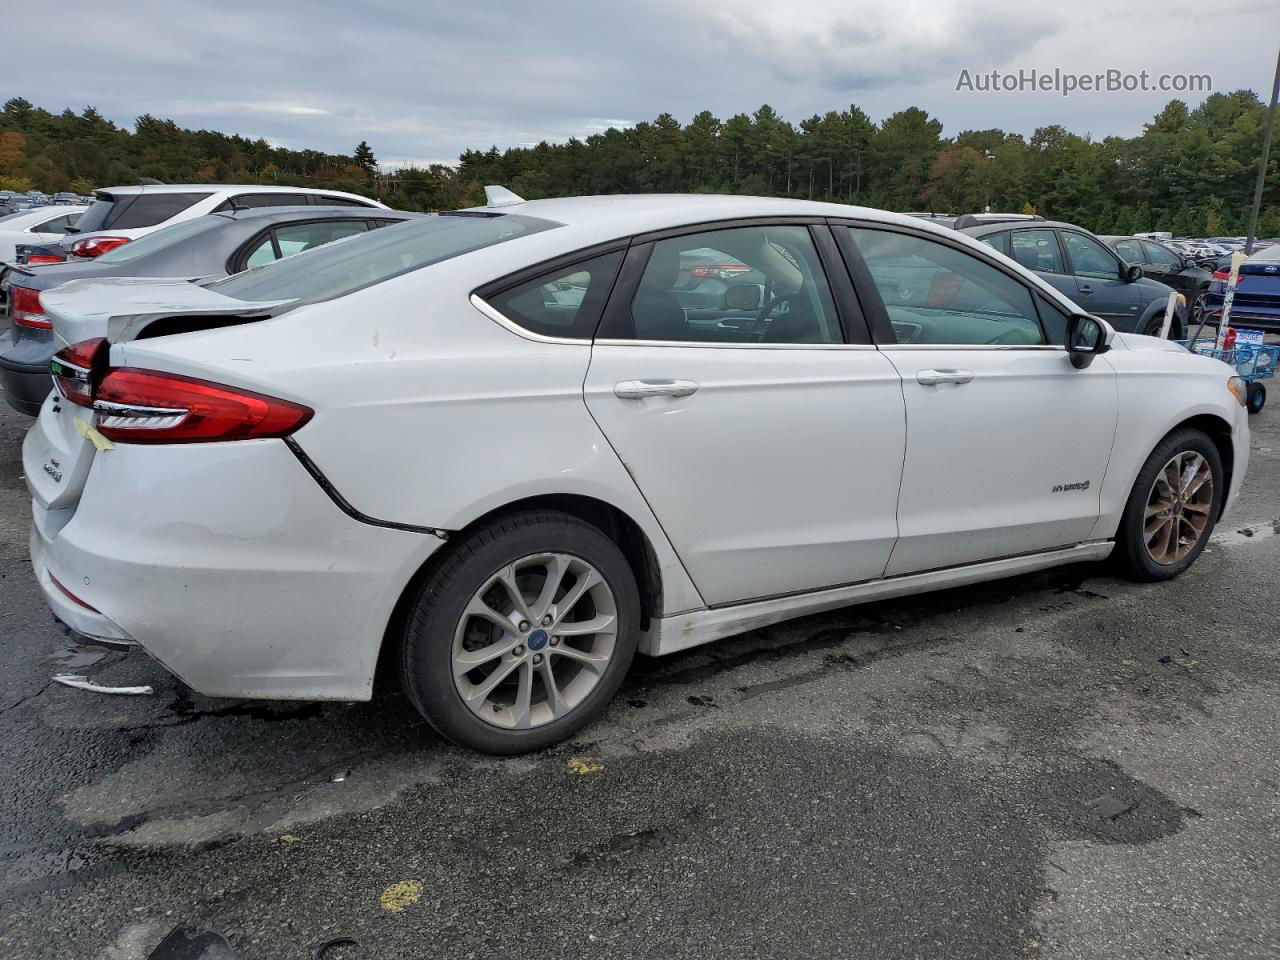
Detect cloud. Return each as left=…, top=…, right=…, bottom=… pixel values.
left=3, top=0, right=1270, bottom=166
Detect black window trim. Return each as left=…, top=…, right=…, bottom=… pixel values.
left=830, top=218, right=1062, bottom=350
left=596, top=217, right=866, bottom=348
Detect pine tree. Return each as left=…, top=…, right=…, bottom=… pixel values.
left=353, top=141, right=377, bottom=178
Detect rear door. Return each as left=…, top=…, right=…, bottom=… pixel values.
left=583, top=222, right=906, bottom=605
left=835, top=222, right=1118, bottom=575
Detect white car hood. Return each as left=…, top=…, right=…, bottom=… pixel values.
left=1110, top=331, right=1188, bottom=354
left=40, top=277, right=294, bottom=346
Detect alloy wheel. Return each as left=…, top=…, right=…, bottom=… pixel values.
left=1143, top=451, right=1214, bottom=565
left=452, top=552, right=618, bottom=729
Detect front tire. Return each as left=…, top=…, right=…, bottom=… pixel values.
left=400, top=511, right=640, bottom=754
left=1247, top=382, right=1266, bottom=414
left=1113, top=429, right=1223, bottom=582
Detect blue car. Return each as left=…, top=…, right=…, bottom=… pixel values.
left=1204, top=245, right=1280, bottom=330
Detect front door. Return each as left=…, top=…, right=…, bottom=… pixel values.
left=584, top=223, right=907, bottom=605
left=1060, top=229, right=1141, bottom=330
left=836, top=224, right=1119, bottom=575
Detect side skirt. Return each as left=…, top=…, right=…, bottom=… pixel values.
left=639, top=541, right=1114, bottom=656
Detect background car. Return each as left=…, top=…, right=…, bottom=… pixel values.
left=0, top=205, right=417, bottom=414
left=0, top=204, right=83, bottom=262
left=959, top=218, right=1188, bottom=336
left=61, top=183, right=387, bottom=260
left=1203, top=243, right=1280, bottom=331
left=1103, top=235, right=1213, bottom=323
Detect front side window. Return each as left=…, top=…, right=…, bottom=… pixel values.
left=1142, top=241, right=1183, bottom=269
left=616, top=225, right=841, bottom=344
left=486, top=251, right=624, bottom=339
left=33, top=214, right=78, bottom=234
left=1112, top=239, right=1144, bottom=263
left=210, top=212, right=557, bottom=305
left=1062, top=231, right=1120, bottom=280
left=844, top=227, right=1044, bottom=346
left=1009, top=229, right=1065, bottom=274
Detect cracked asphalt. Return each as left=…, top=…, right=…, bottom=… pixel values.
left=1, top=357, right=1278, bottom=959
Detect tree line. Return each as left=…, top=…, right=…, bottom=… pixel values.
left=1, top=92, right=1277, bottom=237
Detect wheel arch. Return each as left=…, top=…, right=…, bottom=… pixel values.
left=1170, top=413, right=1235, bottom=501
left=374, top=494, right=666, bottom=692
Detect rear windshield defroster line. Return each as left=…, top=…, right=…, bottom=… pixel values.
left=208, top=212, right=560, bottom=306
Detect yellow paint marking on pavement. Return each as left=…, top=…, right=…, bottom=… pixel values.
left=380, top=880, right=423, bottom=913
left=567, top=757, right=604, bottom=775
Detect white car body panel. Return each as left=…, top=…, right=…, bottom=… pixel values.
left=584, top=341, right=905, bottom=604
left=0, top=205, right=85, bottom=261
left=20, top=194, right=1250, bottom=707
left=880, top=346, right=1118, bottom=575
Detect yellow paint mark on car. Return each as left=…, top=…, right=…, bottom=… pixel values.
left=73, top=416, right=115, bottom=451
left=567, top=757, right=603, bottom=775
left=379, top=880, right=423, bottom=913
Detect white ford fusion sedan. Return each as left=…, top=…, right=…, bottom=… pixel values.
left=24, top=191, right=1249, bottom=753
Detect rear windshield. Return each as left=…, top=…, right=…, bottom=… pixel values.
left=72, top=191, right=211, bottom=232
left=94, top=215, right=225, bottom=264
left=1250, top=245, right=1280, bottom=262
left=208, top=212, right=558, bottom=305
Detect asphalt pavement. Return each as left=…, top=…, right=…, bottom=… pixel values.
left=0, top=362, right=1277, bottom=960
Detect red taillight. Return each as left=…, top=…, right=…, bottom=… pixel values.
left=70, top=236, right=128, bottom=258
left=11, top=285, right=50, bottom=329
left=1212, top=271, right=1231, bottom=283
left=689, top=264, right=751, bottom=279
left=49, top=572, right=100, bottom=612
left=50, top=338, right=110, bottom=407
left=93, top=368, right=313, bottom=444
left=27, top=254, right=66, bottom=265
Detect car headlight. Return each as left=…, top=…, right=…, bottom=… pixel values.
left=1227, top=376, right=1247, bottom=407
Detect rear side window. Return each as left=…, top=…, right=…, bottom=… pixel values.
left=239, top=219, right=370, bottom=270
left=319, top=195, right=377, bottom=207
left=484, top=251, right=623, bottom=339
left=74, top=192, right=210, bottom=231
left=210, top=212, right=558, bottom=305
left=220, top=193, right=314, bottom=210
left=977, top=232, right=1008, bottom=255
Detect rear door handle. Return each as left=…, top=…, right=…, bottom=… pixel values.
left=613, top=379, right=700, bottom=400
left=916, top=368, right=975, bottom=386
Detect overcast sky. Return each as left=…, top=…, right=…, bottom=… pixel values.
left=5, top=0, right=1276, bottom=168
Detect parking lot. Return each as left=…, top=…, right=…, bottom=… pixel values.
left=0, top=362, right=1275, bottom=958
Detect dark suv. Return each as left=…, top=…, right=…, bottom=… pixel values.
left=957, top=218, right=1187, bottom=337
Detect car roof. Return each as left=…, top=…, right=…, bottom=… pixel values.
left=94, top=184, right=377, bottom=199
left=958, top=218, right=1089, bottom=236
left=212, top=205, right=417, bottom=223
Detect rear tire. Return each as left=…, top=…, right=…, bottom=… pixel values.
left=1113, top=429, right=1223, bottom=582
left=399, top=511, right=640, bottom=754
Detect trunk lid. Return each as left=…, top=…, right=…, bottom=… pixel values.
left=24, top=279, right=293, bottom=512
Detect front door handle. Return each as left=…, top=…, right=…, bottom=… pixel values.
left=1078, top=284, right=1094, bottom=295
left=916, top=368, right=975, bottom=386
left=613, top=379, right=700, bottom=400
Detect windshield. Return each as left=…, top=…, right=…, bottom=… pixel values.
left=209, top=212, right=558, bottom=305
left=94, top=215, right=225, bottom=264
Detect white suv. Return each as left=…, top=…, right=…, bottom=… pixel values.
left=62, top=183, right=387, bottom=258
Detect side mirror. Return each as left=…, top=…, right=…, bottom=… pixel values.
left=1066, top=314, right=1113, bottom=368
left=1124, top=263, right=1144, bottom=282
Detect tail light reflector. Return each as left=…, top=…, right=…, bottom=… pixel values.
left=48, top=572, right=100, bottom=612
left=50, top=338, right=110, bottom=407
left=93, top=369, right=313, bottom=444
left=11, top=285, right=51, bottom=329
left=70, top=236, right=128, bottom=258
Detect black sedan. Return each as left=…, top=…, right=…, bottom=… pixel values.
left=0, top=205, right=417, bottom=415
left=1102, top=236, right=1214, bottom=323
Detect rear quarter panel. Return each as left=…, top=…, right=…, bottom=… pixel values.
left=115, top=265, right=707, bottom=617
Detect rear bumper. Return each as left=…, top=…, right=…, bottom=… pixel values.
left=29, top=440, right=444, bottom=700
